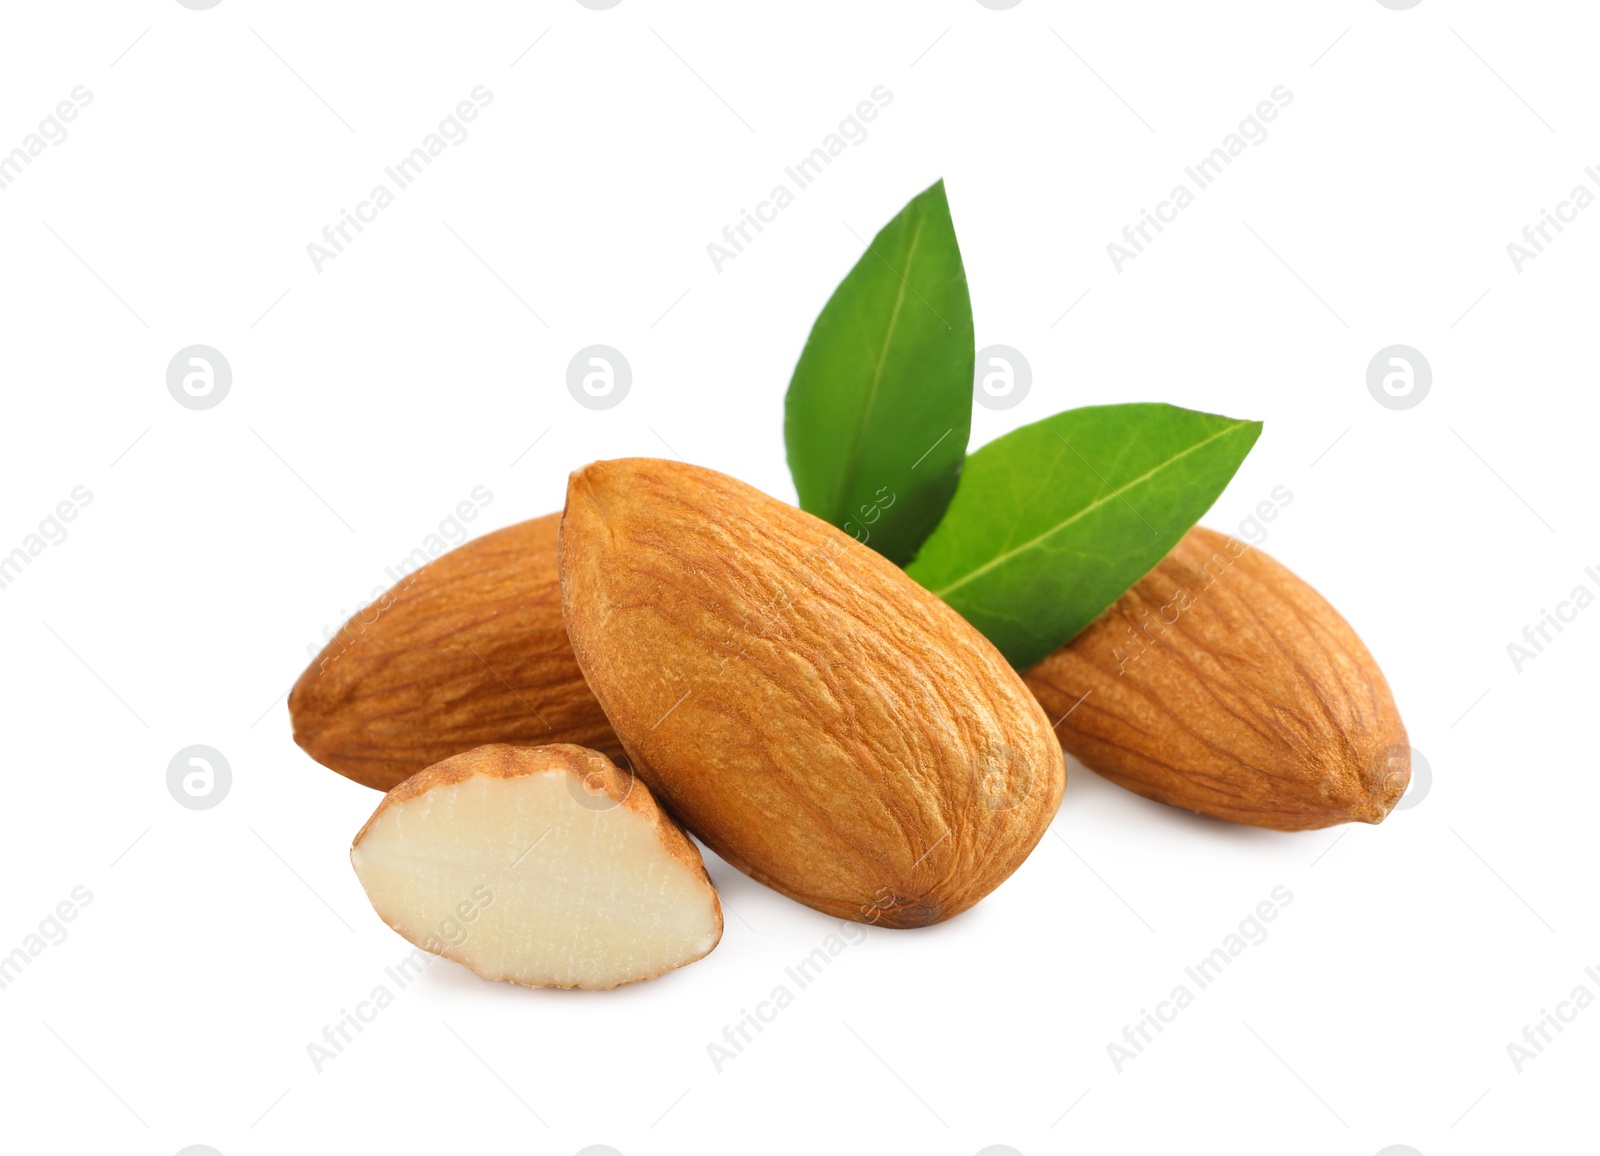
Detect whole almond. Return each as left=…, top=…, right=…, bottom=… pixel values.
left=559, top=458, right=1065, bottom=928
left=290, top=514, right=619, bottom=791
left=1025, top=527, right=1409, bottom=830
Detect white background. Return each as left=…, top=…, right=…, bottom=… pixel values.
left=0, top=2, right=1593, bottom=1154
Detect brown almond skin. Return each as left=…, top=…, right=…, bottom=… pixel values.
left=290, top=515, right=620, bottom=792
left=559, top=458, right=1065, bottom=928
left=1025, top=527, right=1408, bottom=831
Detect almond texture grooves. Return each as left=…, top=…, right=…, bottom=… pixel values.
left=290, top=514, right=620, bottom=791
left=1025, top=527, right=1409, bottom=831
left=558, top=458, right=1065, bottom=928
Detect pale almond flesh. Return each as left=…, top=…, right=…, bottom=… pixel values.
left=290, top=514, right=621, bottom=792
left=351, top=744, right=722, bottom=990
left=559, top=458, right=1065, bottom=928
left=1025, top=527, right=1409, bottom=831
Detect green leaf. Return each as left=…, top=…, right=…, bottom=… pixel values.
left=784, top=179, right=974, bottom=565
left=905, top=404, right=1262, bottom=669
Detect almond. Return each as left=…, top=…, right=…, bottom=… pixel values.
left=351, top=744, right=722, bottom=990
left=1025, top=527, right=1408, bottom=831
left=558, top=458, right=1064, bottom=928
left=289, top=515, right=619, bottom=792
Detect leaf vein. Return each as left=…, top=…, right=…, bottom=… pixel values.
left=833, top=210, right=927, bottom=517
left=930, top=420, right=1255, bottom=599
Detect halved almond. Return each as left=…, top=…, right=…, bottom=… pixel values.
left=351, top=744, right=722, bottom=989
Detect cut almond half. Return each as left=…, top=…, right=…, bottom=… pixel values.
left=351, top=744, right=722, bottom=990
